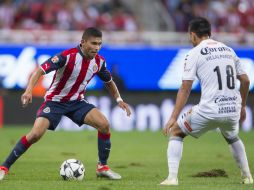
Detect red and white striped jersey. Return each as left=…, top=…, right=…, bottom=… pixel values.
left=40, top=45, right=112, bottom=102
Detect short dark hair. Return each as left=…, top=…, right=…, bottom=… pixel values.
left=188, top=17, right=211, bottom=38
left=82, top=27, right=102, bottom=39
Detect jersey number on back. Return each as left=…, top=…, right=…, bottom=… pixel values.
left=214, top=65, right=235, bottom=90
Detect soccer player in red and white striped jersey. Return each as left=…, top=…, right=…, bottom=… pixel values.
left=0, top=27, right=131, bottom=180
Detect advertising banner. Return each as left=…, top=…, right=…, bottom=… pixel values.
left=1, top=45, right=254, bottom=92
left=1, top=45, right=253, bottom=131
left=2, top=92, right=253, bottom=132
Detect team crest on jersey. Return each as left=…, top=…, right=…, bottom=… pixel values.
left=51, top=56, right=59, bottom=63
left=43, top=107, right=50, bottom=113
left=93, top=64, right=98, bottom=73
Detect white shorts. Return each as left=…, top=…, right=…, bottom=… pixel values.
left=177, top=105, right=239, bottom=139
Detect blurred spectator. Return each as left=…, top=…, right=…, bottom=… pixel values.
left=162, top=0, right=254, bottom=33
left=0, top=0, right=138, bottom=31
left=1, top=0, right=253, bottom=33
left=0, top=0, right=15, bottom=29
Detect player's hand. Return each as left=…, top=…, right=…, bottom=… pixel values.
left=240, top=106, right=246, bottom=123
left=163, top=118, right=176, bottom=136
left=118, top=101, right=131, bottom=117
left=21, top=91, right=32, bottom=108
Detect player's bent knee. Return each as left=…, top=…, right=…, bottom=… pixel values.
left=170, top=123, right=186, bottom=138
left=224, top=135, right=240, bottom=144
left=99, top=127, right=110, bottom=134
left=98, top=120, right=110, bottom=134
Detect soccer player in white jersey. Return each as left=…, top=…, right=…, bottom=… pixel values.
left=160, top=17, right=253, bottom=185
left=0, top=27, right=131, bottom=180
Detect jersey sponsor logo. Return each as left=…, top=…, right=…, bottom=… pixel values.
left=214, top=95, right=237, bottom=104
left=43, top=107, right=50, bottom=113
left=200, top=47, right=210, bottom=55
left=51, top=56, right=59, bottom=63
left=200, top=47, right=231, bottom=55
left=184, top=66, right=192, bottom=72
left=218, top=106, right=237, bottom=114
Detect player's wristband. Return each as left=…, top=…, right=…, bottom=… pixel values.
left=116, top=97, right=123, bottom=103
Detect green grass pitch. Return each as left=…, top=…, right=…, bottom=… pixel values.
left=0, top=126, right=253, bottom=190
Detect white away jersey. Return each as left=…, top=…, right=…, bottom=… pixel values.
left=183, top=39, right=246, bottom=118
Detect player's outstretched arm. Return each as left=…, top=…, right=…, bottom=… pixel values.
left=104, top=80, right=131, bottom=116
left=21, top=67, right=44, bottom=108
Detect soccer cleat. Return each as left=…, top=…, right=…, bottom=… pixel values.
left=241, top=175, right=253, bottom=184
left=0, top=166, right=8, bottom=180
left=160, top=177, right=178, bottom=186
left=96, top=164, right=121, bottom=180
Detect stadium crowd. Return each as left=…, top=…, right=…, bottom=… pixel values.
left=0, top=0, right=138, bottom=31
left=162, top=0, right=254, bottom=33
left=1, top=0, right=254, bottom=34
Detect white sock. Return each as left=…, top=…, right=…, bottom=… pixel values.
left=167, top=137, right=183, bottom=179
left=229, top=139, right=251, bottom=177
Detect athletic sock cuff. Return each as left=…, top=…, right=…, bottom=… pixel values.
left=169, top=136, right=183, bottom=142
left=21, top=136, right=31, bottom=148
left=98, top=132, right=111, bottom=140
